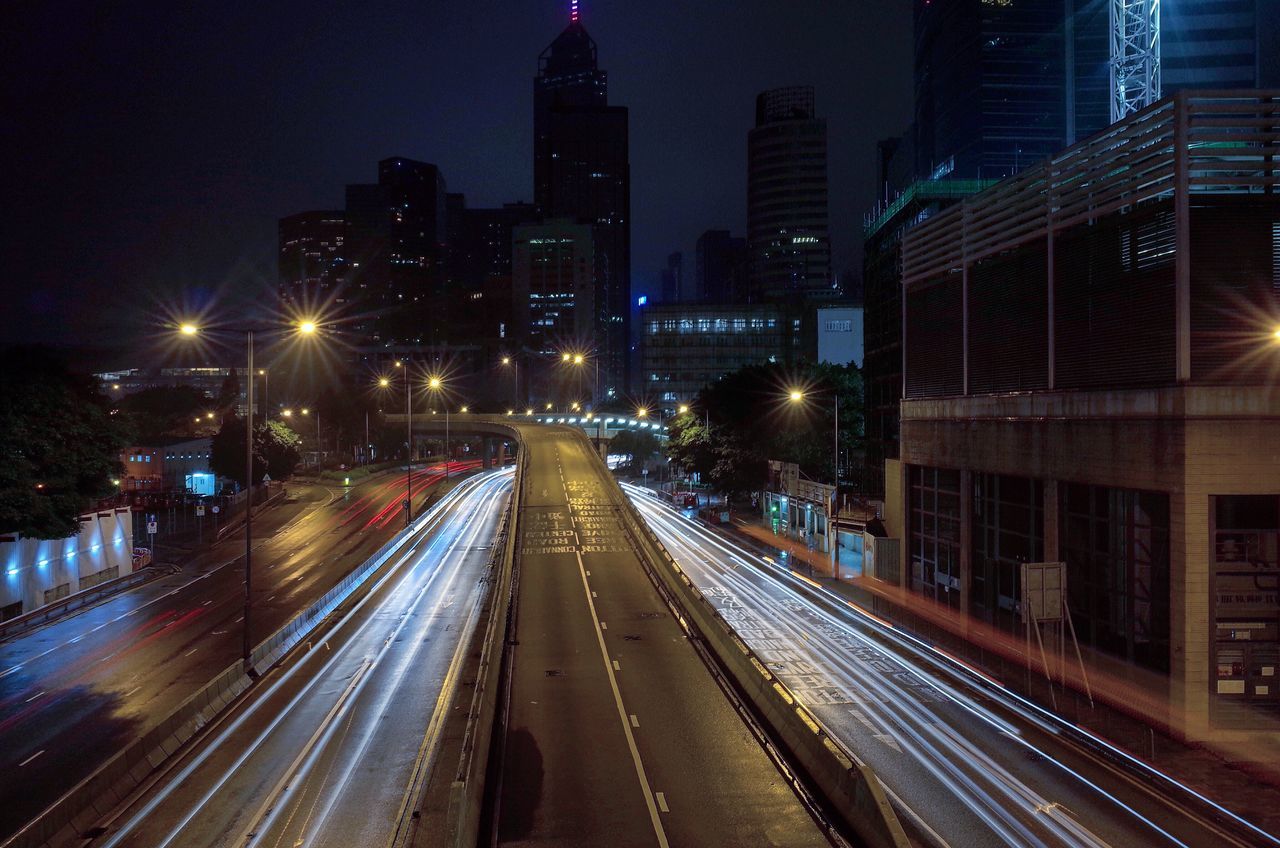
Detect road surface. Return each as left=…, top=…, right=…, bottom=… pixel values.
left=90, top=468, right=513, bottom=848
left=495, top=428, right=830, bottom=847
left=0, top=462, right=472, bottom=840
left=627, top=485, right=1280, bottom=848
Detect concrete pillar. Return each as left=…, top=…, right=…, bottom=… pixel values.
left=1043, top=478, right=1059, bottom=563
left=481, top=438, right=492, bottom=470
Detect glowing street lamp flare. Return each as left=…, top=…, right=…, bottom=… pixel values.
left=1273, top=327, right=1280, bottom=341
left=379, top=377, right=390, bottom=387
left=502, top=356, right=511, bottom=365
left=298, top=321, right=317, bottom=335
left=789, top=390, right=804, bottom=402
left=573, top=354, right=584, bottom=365
left=562, top=352, right=571, bottom=362
left=461, top=406, right=469, bottom=413
left=636, top=408, right=648, bottom=418
left=179, top=323, right=198, bottom=336
left=429, top=377, right=442, bottom=390
left=678, top=405, right=689, bottom=414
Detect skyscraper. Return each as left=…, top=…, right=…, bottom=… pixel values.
left=533, top=3, right=630, bottom=399
left=747, top=86, right=832, bottom=301
left=344, top=157, right=447, bottom=343
left=660, top=252, right=683, bottom=303
left=695, top=230, right=747, bottom=304
left=278, top=211, right=345, bottom=312
left=512, top=219, right=595, bottom=400
left=1162, top=0, right=1280, bottom=91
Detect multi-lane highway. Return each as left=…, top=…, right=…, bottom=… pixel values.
left=495, top=427, right=830, bottom=847
left=626, top=484, right=1280, bottom=848
left=0, top=461, right=471, bottom=841
left=90, top=468, right=513, bottom=848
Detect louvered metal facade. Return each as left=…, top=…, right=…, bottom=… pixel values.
left=901, top=91, right=1280, bottom=399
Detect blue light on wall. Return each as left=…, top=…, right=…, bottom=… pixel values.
left=637, top=295, right=647, bottom=306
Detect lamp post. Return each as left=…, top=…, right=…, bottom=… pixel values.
left=789, top=387, right=841, bottom=577
left=257, top=368, right=269, bottom=423
left=382, top=363, right=413, bottom=526
left=501, top=355, right=520, bottom=410
left=428, top=375, right=449, bottom=479
left=178, top=318, right=317, bottom=675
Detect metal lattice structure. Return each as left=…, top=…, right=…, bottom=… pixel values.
left=1109, top=0, right=1161, bottom=123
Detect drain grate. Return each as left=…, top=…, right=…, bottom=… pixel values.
left=638, top=611, right=664, bottom=620
left=544, top=669, right=563, bottom=677
left=623, top=634, right=642, bottom=641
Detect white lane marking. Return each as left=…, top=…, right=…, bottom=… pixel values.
left=600, top=621, right=608, bottom=630
left=573, top=546, right=669, bottom=848
left=630, top=714, right=640, bottom=728
left=124, top=686, right=142, bottom=698
left=613, top=659, right=621, bottom=671
left=212, top=630, right=227, bottom=635
left=24, top=690, right=44, bottom=703
left=184, top=648, right=198, bottom=657
left=18, top=750, right=44, bottom=767
left=656, top=792, right=669, bottom=813
left=592, top=591, right=598, bottom=598
left=851, top=708, right=903, bottom=753
left=234, top=616, right=244, bottom=623
left=201, top=600, right=212, bottom=606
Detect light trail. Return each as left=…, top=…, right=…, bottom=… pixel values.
left=97, top=469, right=512, bottom=848
left=625, top=484, right=1270, bottom=848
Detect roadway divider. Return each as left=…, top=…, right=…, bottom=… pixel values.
left=3, top=471, right=505, bottom=848
left=588, top=443, right=909, bottom=848
left=440, top=444, right=527, bottom=848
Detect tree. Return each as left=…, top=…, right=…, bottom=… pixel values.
left=210, top=416, right=301, bottom=488
left=0, top=347, right=129, bottom=538
left=117, top=385, right=209, bottom=442
left=607, top=430, right=660, bottom=476
left=215, top=369, right=241, bottom=413
left=679, top=360, right=867, bottom=500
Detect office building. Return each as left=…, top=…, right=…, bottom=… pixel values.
left=344, top=157, right=448, bottom=343
left=513, top=219, right=595, bottom=400
left=747, top=86, right=832, bottom=301
left=534, top=7, right=630, bottom=398
left=1163, top=0, right=1280, bottom=92
left=812, top=305, right=863, bottom=368
left=882, top=92, right=1280, bottom=741
left=640, top=302, right=804, bottom=416
left=695, top=230, right=747, bottom=304
left=278, top=211, right=345, bottom=311
left=660, top=252, right=683, bottom=303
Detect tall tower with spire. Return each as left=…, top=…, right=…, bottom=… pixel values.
left=533, top=1, right=631, bottom=399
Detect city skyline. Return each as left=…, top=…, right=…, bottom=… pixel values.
left=1, top=0, right=912, bottom=350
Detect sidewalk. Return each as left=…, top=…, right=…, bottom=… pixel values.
left=724, top=512, right=1280, bottom=838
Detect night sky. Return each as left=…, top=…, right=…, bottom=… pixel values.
left=2, top=1, right=910, bottom=355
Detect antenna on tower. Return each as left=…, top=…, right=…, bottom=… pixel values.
left=1109, top=0, right=1161, bottom=122
left=570, top=0, right=580, bottom=22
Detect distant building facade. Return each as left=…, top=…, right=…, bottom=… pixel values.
left=812, top=306, right=863, bottom=368
left=513, top=220, right=595, bottom=400
left=344, top=157, right=448, bottom=343
left=695, top=230, right=747, bottom=304
left=278, top=211, right=345, bottom=311
left=640, top=302, right=804, bottom=416
left=660, top=252, right=683, bottom=303
left=747, top=86, right=832, bottom=301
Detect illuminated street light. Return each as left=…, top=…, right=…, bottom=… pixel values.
left=426, top=375, right=451, bottom=479
left=177, top=317, right=321, bottom=675
left=526, top=408, right=534, bottom=416
left=678, top=405, right=689, bottom=415
left=301, top=407, right=310, bottom=415
left=507, top=409, right=514, bottom=416
left=562, top=352, right=571, bottom=362
left=789, top=390, right=804, bottom=402
left=573, top=353, right=584, bottom=365
left=461, top=405, right=469, bottom=413
left=1273, top=327, right=1280, bottom=341
left=571, top=402, right=580, bottom=411
left=429, top=376, right=442, bottom=390
left=282, top=409, right=293, bottom=417
left=636, top=407, right=648, bottom=418
left=545, top=402, right=553, bottom=410
left=206, top=412, right=214, bottom=420
left=379, top=377, right=390, bottom=387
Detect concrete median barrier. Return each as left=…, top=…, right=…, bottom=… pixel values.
left=592, top=447, right=909, bottom=848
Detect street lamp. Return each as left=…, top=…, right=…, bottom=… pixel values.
left=177, top=317, right=318, bottom=675
left=788, top=387, right=841, bottom=576
left=378, top=367, right=413, bottom=527
left=501, top=355, right=521, bottom=409
left=428, top=375, right=449, bottom=480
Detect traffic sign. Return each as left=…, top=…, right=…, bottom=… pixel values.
left=262, top=473, right=272, bottom=483
left=196, top=505, right=205, bottom=516
left=402, top=499, right=411, bottom=510
left=146, top=521, right=158, bottom=534
left=212, top=505, right=221, bottom=514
